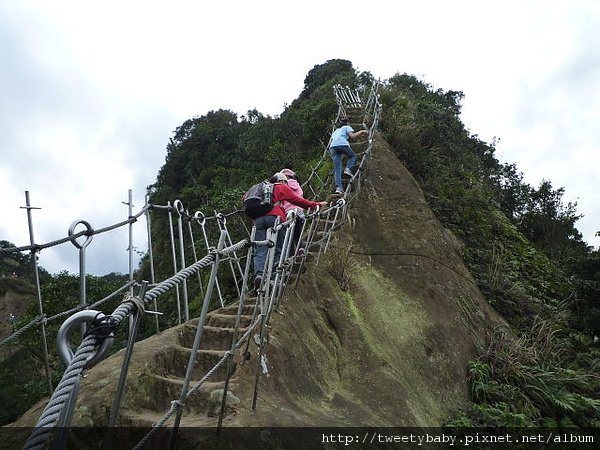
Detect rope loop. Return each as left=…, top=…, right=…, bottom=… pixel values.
left=171, top=399, right=184, bottom=410
left=192, top=211, right=206, bottom=226
left=30, top=244, right=43, bottom=253
left=208, top=245, right=225, bottom=258
left=68, top=219, right=94, bottom=249
left=173, top=199, right=186, bottom=217
left=216, top=212, right=227, bottom=226
left=56, top=310, right=115, bottom=368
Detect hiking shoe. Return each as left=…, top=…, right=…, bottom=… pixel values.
left=297, top=248, right=305, bottom=257
left=343, top=168, right=353, bottom=177
left=334, top=187, right=344, bottom=194
left=253, top=275, right=262, bottom=291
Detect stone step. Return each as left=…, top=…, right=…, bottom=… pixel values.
left=348, top=119, right=365, bottom=125
left=314, top=223, right=341, bottom=235
left=346, top=116, right=364, bottom=122
left=206, top=313, right=254, bottom=329
left=345, top=109, right=363, bottom=115
left=137, top=374, right=240, bottom=416
left=318, top=218, right=344, bottom=225
left=118, top=407, right=219, bottom=430
left=215, top=302, right=257, bottom=316
left=307, top=238, right=326, bottom=250
left=155, top=345, right=232, bottom=380
left=178, top=324, right=250, bottom=350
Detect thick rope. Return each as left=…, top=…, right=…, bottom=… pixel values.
left=0, top=205, right=152, bottom=255
left=23, top=335, right=98, bottom=450
left=142, top=239, right=247, bottom=306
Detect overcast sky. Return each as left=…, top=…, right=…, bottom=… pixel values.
left=1, top=0, right=598, bottom=276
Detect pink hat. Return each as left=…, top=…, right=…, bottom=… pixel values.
left=280, top=168, right=296, bottom=178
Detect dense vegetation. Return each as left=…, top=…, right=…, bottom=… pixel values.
left=379, top=74, right=600, bottom=427
left=1, top=59, right=598, bottom=428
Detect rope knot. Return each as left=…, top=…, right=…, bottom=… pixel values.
left=208, top=246, right=223, bottom=258
left=122, top=292, right=146, bottom=315
left=171, top=399, right=184, bottom=411
left=83, top=312, right=117, bottom=343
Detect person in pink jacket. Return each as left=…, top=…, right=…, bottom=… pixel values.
left=252, top=172, right=327, bottom=289
left=280, top=168, right=306, bottom=256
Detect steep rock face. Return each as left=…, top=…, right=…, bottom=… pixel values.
left=8, top=133, right=507, bottom=436
left=235, top=132, right=507, bottom=426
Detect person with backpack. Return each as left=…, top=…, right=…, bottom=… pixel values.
left=279, top=168, right=306, bottom=257
left=328, top=117, right=369, bottom=194
left=245, top=172, right=327, bottom=290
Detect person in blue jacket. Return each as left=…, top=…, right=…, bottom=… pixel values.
left=328, top=118, right=368, bottom=194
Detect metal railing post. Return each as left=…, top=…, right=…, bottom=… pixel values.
left=68, top=219, right=94, bottom=336
left=21, top=191, right=53, bottom=393
left=167, top=201, right=182, bottom=324
left=145, top=193, right=160, bottom=333
left=169, top=230, right=227, bottom=450
left=103, top=281, right=149, bottom=450
left=174, top=200, right=190, bottom=322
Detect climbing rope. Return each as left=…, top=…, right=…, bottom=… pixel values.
left=21, top=240, right=247, bottom=450
left=24, top=334, right=98, bottom=449
left=0, top=205, right=151, bottom=256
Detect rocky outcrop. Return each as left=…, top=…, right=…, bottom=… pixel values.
left=237, top=132, right=507, bottom=427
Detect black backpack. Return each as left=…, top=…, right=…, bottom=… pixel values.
left=242, top=181, right=278, bottom=219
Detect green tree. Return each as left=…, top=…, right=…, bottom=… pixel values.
left=520, top=180, right=586, bottom=261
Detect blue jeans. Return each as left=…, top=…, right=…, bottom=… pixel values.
left=329, top=145, right=356, bottom=190
left=253, top=215, right=284, bottom=278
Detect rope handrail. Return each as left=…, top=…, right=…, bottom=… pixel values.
left=0, top=281, right=138, bottom=350
left=0, top=205, right=152, bottom=255
left=21, top=238, right=250, bottom=450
